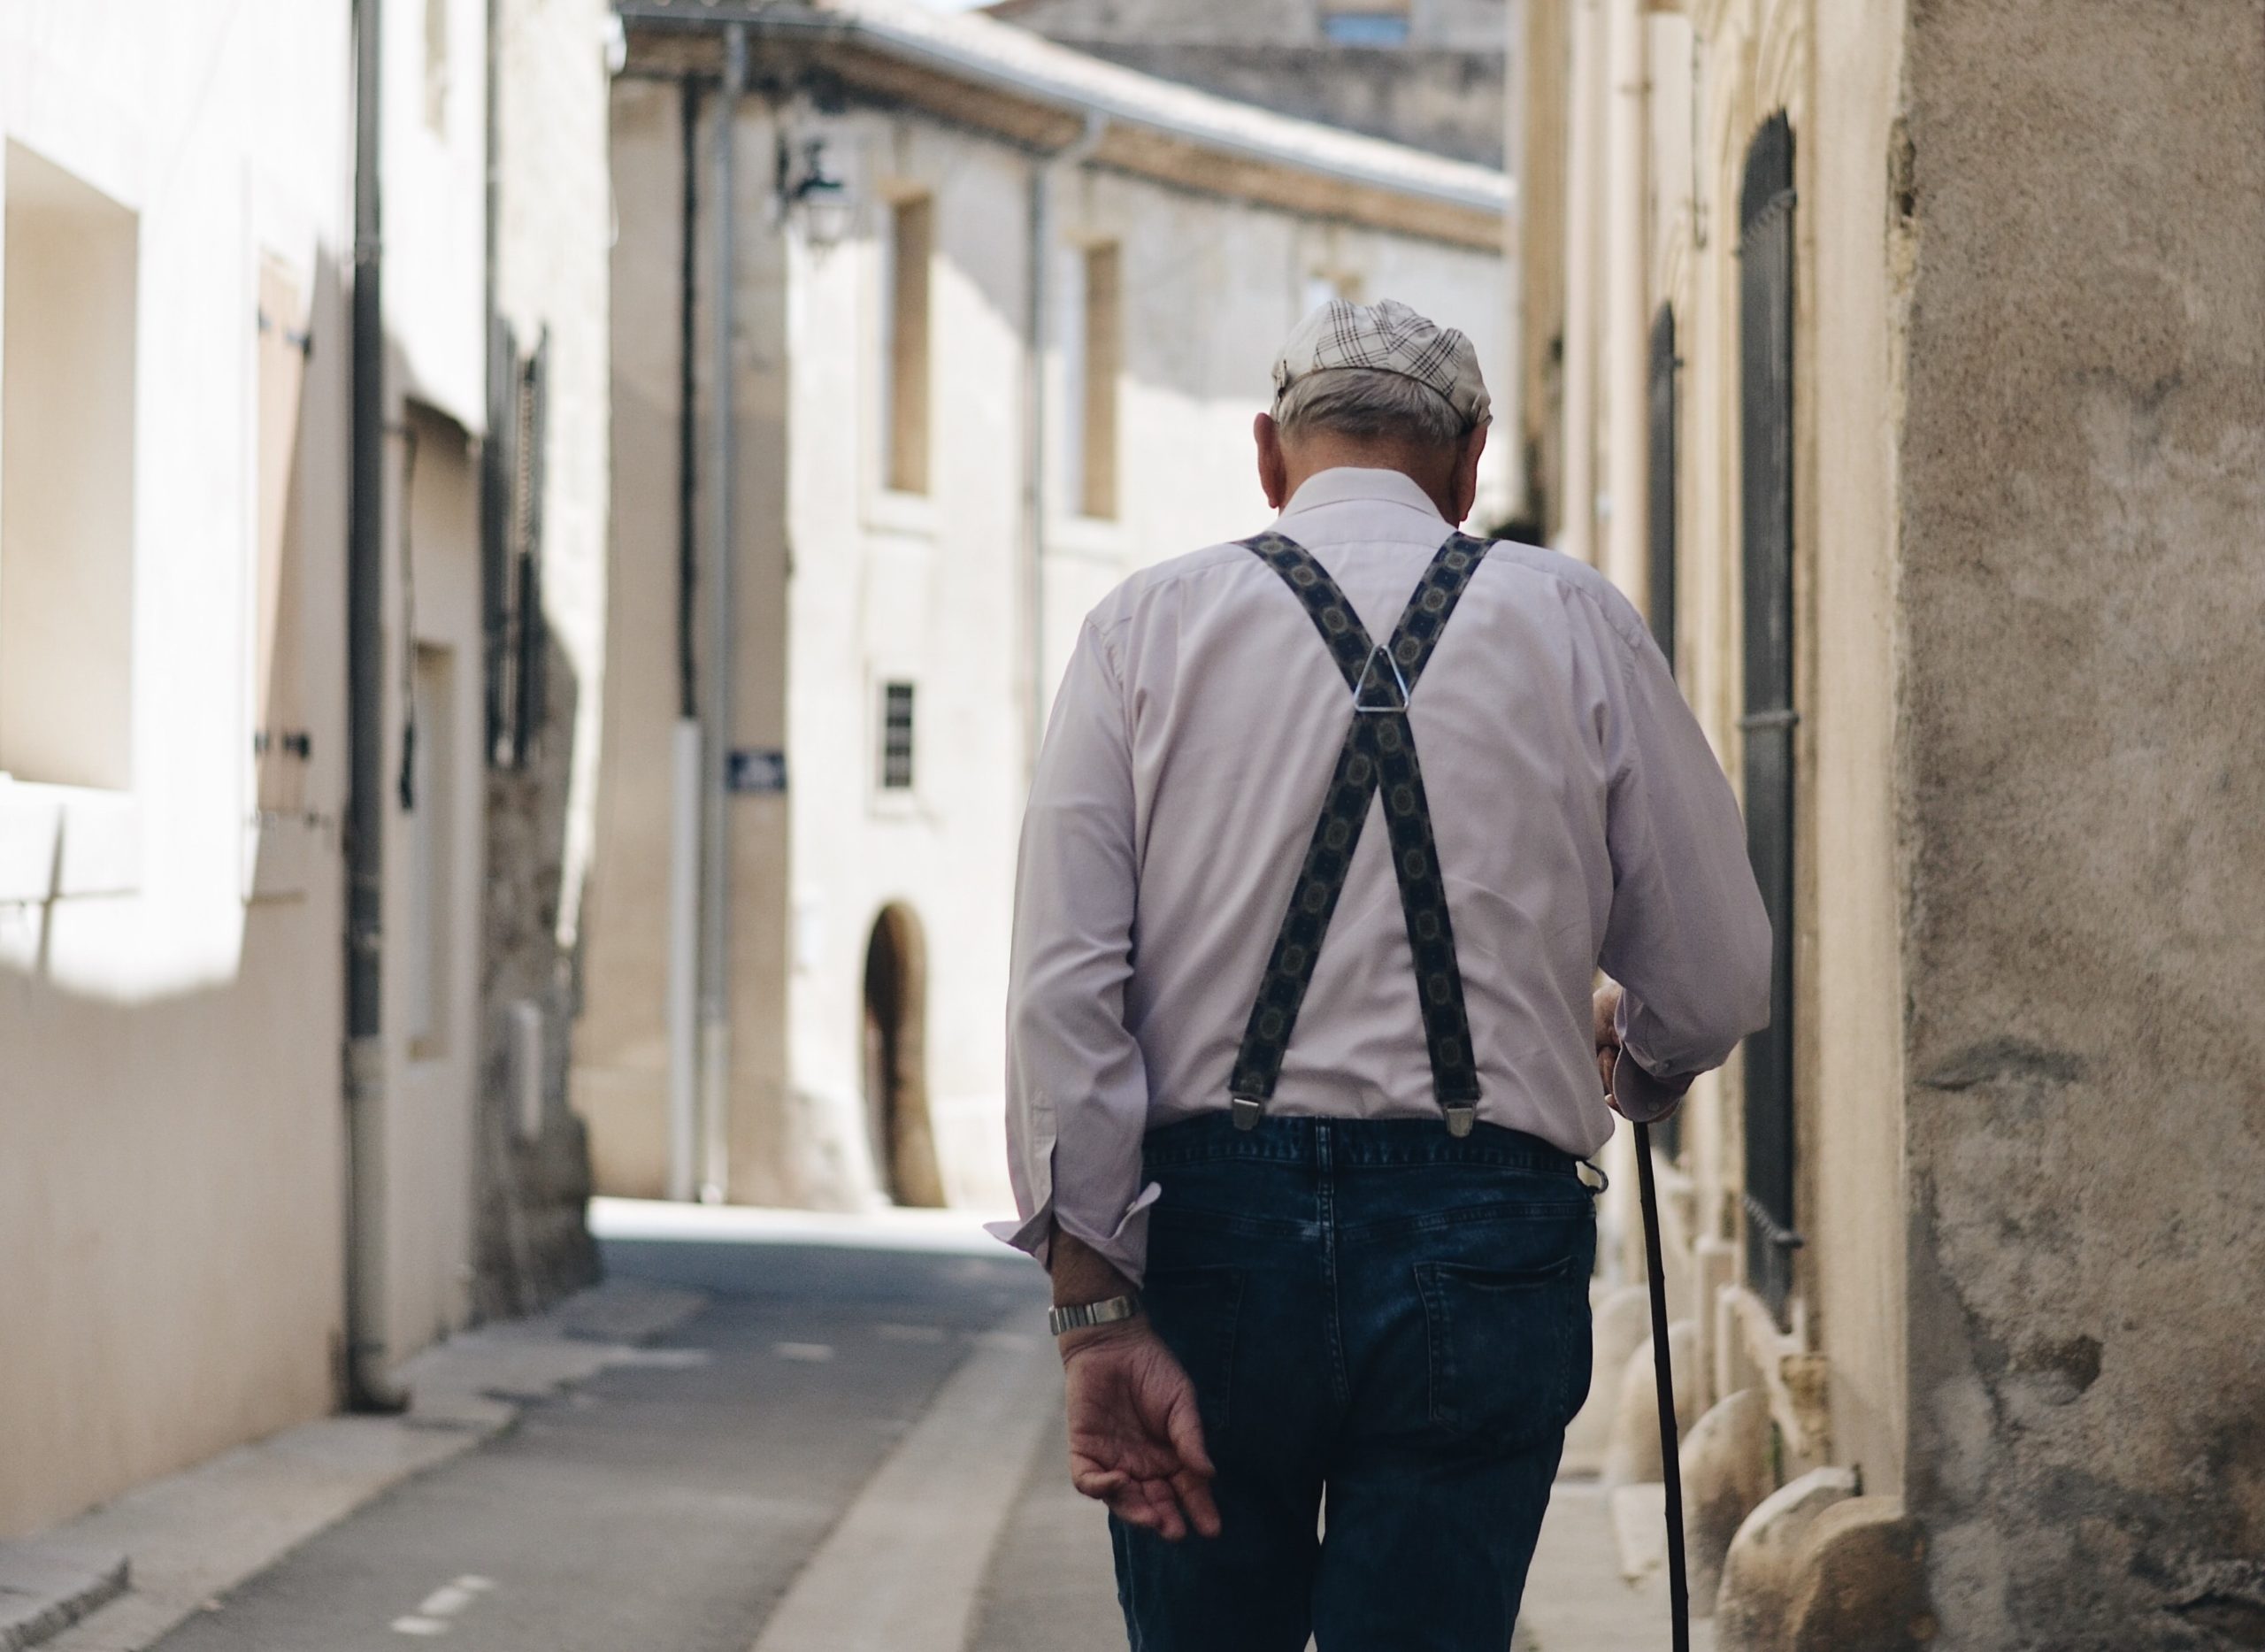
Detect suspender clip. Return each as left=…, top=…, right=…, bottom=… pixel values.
left=1443, top=1103, right=1476, bottom=1139
left=1231, top=1095, right=1264, bottom=1131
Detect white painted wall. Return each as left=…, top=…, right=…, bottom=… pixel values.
left=0, top=0, right=355, bottom=1539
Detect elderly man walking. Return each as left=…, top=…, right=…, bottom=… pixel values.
left=992, top=299, right=1770, bottom=1650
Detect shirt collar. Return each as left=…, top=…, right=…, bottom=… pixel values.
left=1278, top=466, right=1449, bottom=527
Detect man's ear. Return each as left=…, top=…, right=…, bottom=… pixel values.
left=1255, top=411, right=1289, bottom=511
left=1449, top=422, right=1489, bottom=526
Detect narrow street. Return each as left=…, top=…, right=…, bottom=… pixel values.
left=131, top=1207, right=1685, bottom=1652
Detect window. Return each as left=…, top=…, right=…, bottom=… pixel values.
left=1737, top=111, right=1798, bottom=1320
left=424, top=0, right=451, bottom=135
left=1063, top=242, right=1121, bottom=521
left=879, top=681, right=915, bottom=791
left=404, top=643, right=456, bottom=1057
left=1, top=143, right=138, bottom=792
left=1646, top=303, right=1678, bottom=674
left=252, top=257, right=312, bottom=822
left=481, top=322, right=549, bottom=767
left=881, top=198, right=932, bottom=496
left=1323, top=8, right=1411, bottom=47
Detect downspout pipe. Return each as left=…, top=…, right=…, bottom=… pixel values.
left=666, top=76, right=703, bottom=1203
left=1603, top=0, right=1649, bottom=605
left=697, top=26, right=747, bottom=1203
left=1022, top=112, right=1105, bottom=777
left=345, top=0, right=408, bottom=1414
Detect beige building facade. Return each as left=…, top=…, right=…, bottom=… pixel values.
left=1516, top=0, right=2265, bottom=1644
left=0, top=0, right=611, bottom=1541
left=578, top=0, right=1510, bottom=1217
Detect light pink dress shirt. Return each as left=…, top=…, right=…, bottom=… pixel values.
left=991, top=468, right=1770, bottom=1283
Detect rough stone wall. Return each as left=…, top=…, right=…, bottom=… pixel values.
left=986, top=0, right=1506, bottom=164
left=471, top=0, right=613, bottom=1318
left=988, top=0, right=1507, bottom=51
left=1897, top=2, right=2265, bottom=1644
left=1059, top=43, right=1503, bottom=165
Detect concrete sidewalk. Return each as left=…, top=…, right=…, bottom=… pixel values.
left=1519, top=1478, right=1713, bottom=1652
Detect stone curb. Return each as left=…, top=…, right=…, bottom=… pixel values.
left=0, top=1547, right=129, bottom=1652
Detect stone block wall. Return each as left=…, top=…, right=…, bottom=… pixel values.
left=1897, top=3, right=2265, bottom=1642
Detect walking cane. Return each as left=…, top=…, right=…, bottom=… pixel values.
left=1632, top=1121, right=1692, bottom=1652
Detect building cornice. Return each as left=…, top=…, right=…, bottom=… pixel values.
left=615, top=0, right=1511, bottom=249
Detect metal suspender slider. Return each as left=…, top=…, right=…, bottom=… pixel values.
left=1231, top=1095, right=1264, bottom=1131
left=1443, top=1103, right=1476, bottom=1139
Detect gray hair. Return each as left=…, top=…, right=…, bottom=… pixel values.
left=1273, top=367, right=1476, bottom=449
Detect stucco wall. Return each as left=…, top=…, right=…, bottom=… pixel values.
left=471, top=0, right=612, bottom=1316
left=1897, top=2, right=2265, bottom=1641
left=578, top=80, right=797, bottom=1208
left=1800, top=0, right=1910, bottom=1502
left=0, top=1, right=352, bottom=1537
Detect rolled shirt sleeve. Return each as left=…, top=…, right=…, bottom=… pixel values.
left=986, top=619, right=1161, bottom=1285
left=1596, top=604, right=1773, bottom=1106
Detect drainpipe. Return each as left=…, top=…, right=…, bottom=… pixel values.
left=345, top=0, right=408, bottom=1413
left=1560, top=0, right=1603, bottom=567
left=698, top=25, right=747, bottom=1203
left=1022, top=112, right=1105, bottom=777
left=666, top=76, right=703, bottom=1203
left=1603, top=0, right=1649, bottom=605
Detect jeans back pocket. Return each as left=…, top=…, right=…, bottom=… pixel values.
left=1143, top=1265, right=1245, bottom=1439
left=1416, top=1250, right=1592, bottom=1450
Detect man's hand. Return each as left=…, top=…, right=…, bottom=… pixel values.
left=1048, top=1227, right=1220, bottom=1542
left=1060, top=1320, right=1221, bottom=1541
left=1593, top=980, right=1624, bottom=1101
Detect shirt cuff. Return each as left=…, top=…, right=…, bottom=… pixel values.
left=1610, top=1047, right=1690, bottom=1123
left=985, top=1183, right=1161, bottom=1285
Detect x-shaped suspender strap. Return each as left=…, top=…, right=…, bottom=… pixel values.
left=1228, top=528, right=1493, bottom=1135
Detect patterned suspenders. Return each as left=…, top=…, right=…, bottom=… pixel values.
left=1228, top=528, right=1493, bottom=1136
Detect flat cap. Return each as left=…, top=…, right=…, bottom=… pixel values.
left=1271, top=297, right=1490, bottom=429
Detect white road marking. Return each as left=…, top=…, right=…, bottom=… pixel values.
left=874, top=1323, right=948, bottom=1344
left=773, top=1342, right=835, bottom=1363
left=391, top=1574, right=495, bottom=1636
left=611, top=1347, right=712, bottom=1368
left=748, top=1314, right=1061, bottom=1652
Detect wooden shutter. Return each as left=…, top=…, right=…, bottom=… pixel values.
left=1738, top=111, right=1800, bottom=1319
left=1646, top=303, right=1678, bottom=673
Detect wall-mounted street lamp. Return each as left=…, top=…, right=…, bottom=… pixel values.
left=778, top=135, right=854, bottom=249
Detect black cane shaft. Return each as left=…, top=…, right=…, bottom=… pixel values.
left=1633, top=1122, right=1692, bottom=1652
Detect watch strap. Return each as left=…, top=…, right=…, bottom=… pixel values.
left=1048, top=1294, right=1142, bottom=1336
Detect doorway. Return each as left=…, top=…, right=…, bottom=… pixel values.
left=862, top=904, right=946, bottom=1207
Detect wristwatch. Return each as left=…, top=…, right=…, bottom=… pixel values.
left=1047, top=1295, right=1142, bottom=1337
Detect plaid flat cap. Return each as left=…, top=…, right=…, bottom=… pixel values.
left=1271, top=298, right=1491, bottom=428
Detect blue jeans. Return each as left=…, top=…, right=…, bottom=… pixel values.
left=1112, top=1114, right=1596, bottom=1652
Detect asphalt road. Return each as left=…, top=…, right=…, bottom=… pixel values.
left=150, top=1229, right=1125, bottom=1652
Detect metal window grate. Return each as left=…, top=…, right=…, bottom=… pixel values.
left=880, top=682, right=916, bottom=790
left=1738, top=111, right=1800, bottom=1321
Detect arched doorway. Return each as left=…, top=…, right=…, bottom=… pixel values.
left=862, top=904, right=946, bottom=1207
